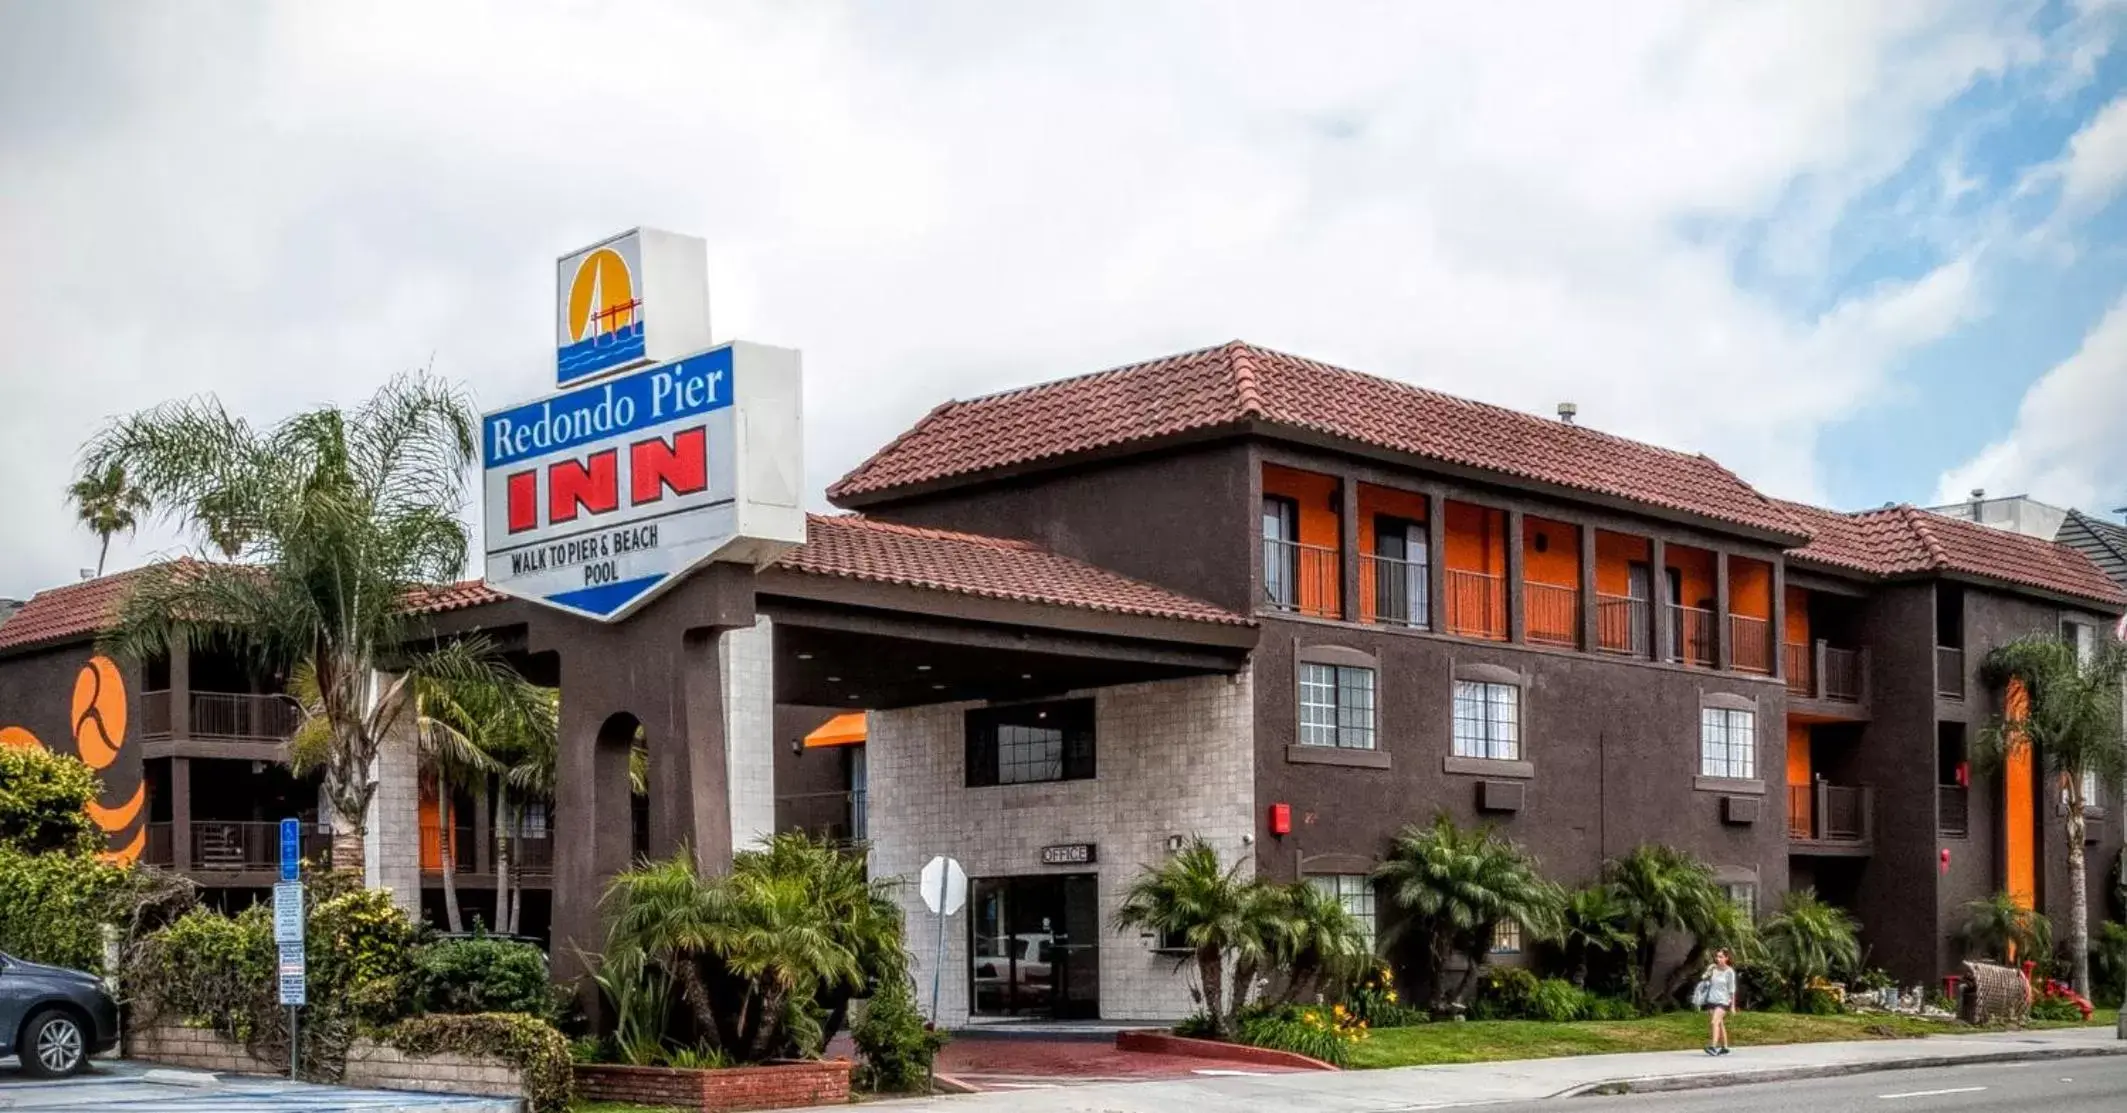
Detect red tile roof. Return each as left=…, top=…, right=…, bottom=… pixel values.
left=1783, top=501, right=2126, bottom=607
left=829, top=341, right=1808, bottom=539
left=0, top=565, right=171, bottom=653
left=297, top=515, right=1254, bottom=628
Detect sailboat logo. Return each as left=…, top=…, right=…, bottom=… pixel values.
left=558, top=238, right=649, bottom=383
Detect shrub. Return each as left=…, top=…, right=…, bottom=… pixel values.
left=0, top=745, right=102, bottom=854
left=1468, top=966, right=1540, bottom=1020
left=306, top=883, right=426, bottom=1026
left=1234, top=1003, right=1366, bottom=1067
left=0, top=844, right=136, bottom=971
left=1798, top=985, right=1843, bottom=1015
left=2029, top=994, right=2084, bottom=1023
left=409, top=936, right=556, bottom=1019
left=134, top=905, right=275, bottom=1037
left=386, top=1013, right=573, bottom=1113
left=1584, top=995, right=1637, bottom=1021
left=1344, top=965, right=1425, bottom=1028
left=850, top=972, right=946, bottom=1093
left=2090, top=921, right=2127, bottom=1009
left=1528, top=977, right=1593, bottom=1022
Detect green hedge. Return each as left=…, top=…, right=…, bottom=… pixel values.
left=408, top=936, right=558, bottom=1020
left=385, top=1013, right=573, bottom=1113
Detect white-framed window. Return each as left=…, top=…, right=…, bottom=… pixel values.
left=1310, top=874, right=1377, bottom=951
left=1453, top=680, right=1521, bottom=760
left=2064, top=619, right=2097, bottom=665
left=515, top=799, right=549, bottom=839
left=1700, top=707, right=1756, bottom=780
left=1725, top=882, right=1757, bottom=918
left=2082, top=768, right=2102, bottom=811
left=1490, top=920, right=1523, bottom=955
left=1300, top=663, right=1376, bottom=749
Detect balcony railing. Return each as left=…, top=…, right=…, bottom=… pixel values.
left=420, top=823, right=477, bottom=873
left=140, top=690, right=302, bottom=742
left=1936, top=646, right=1965, bottom=699
left=1783, top=642, right=1811, bottom=696
left=1787, top=783, right=1874, bottom=849
left=1729, top=615, right=1772, bottom=674
left=1939, top=785, right=1970, bottom=838
left=189, top=820, right=331, bottom=872
left=1822, top=646, right=1864, bottom=701
left=505, top=834, right=554, bottom=876
left=144, top=822, right=174, bottom=867
left=776, top=790, right=868, bottom=843
left=1360, top=553, right=1430, bottom=629
left=1445, top=569, right=1507, bottom=641
left=1264, top=539, right=1341, bottom=619
left=1595, top=594, right=1650, bottom=657
left=1524, top=581, right=1580, bottom=648
left=1668, top=604, right=1716, bottom=667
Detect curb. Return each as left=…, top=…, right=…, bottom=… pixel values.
left=1553, top=1043, right=2127, bottom=1098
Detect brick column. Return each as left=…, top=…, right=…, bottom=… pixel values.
left=1649, top=537, right=1670, bottom=663
left=1715, top=552, right=1733, bottom=671
left=171, top=756, right=193, bottom=872
left=721, top=616, right=776, bottom=852
left=1425, top=493, right=1447, bottom=633
left=1505, top=509, right=1526, bottom=644
left=1770, top=560, right=1788, bottom=683
left=1578, top=522, right=1598, bottom=652
left=1340, top=479, right=1361, bottom=622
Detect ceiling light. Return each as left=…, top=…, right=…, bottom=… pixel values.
left=917, top=665, right=931, bottom=672
left=931, top=683, right=946, bottom=690
left=848, top=693, right=860, bottom=701
left=827, top=676, right=841, bottom=683
left=797, top=653, right=813, bottom=660
left=1020, top=673, right=1032, bottom=680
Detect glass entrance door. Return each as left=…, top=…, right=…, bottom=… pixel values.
left=969, top=874, right=1100, bottom=1019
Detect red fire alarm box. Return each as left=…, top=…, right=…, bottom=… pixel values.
left=1269, top=803, right=1291, bottom=836
left=1956, top=761, right=1970, bottom=788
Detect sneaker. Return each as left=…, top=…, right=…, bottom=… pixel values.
left=1705, top=1045, right=1718, bottom=1056
left=1717, top=1047, right=1731, bottom=1055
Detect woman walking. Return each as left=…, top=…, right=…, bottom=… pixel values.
left=1698, top=948, right=1739, bottom=1055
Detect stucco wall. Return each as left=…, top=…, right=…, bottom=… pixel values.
left=722, top=616, right=776, bottom=850
left=0, top=641, right=148, bottom=862
left=866, top=671, right=1255, bottom=1025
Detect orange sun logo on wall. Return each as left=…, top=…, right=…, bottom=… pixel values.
left=566, top=247, right=638, bottom=345
left=0, top=655, right=143, bottom=864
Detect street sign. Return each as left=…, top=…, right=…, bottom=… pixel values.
left=278, top=817, right=301, bottom=881
left=555, top=228, right=713, bottom=388
left=277, top=943, right=306, bottom=1006
left=272, top=881, right=304, bottom=944
left=480, top=340, right=805, bottom=621
left=918, top=855, right=967, bottom=917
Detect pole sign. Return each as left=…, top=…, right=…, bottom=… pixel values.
left=279, top=817, right=301, bottom=881
left=273, top=881, right=304, bottom=944
left=556, top=228, right=714, bottom=388
left=481, top=232, right=805, bottom=622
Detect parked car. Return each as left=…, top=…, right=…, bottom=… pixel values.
left=0, top=953, right=119, bottom=1077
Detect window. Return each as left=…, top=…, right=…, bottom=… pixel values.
left=1724, top=882, right=1757, bottom=918
left=1300, top=664, right=1376, bottom=749
left=1453, top=681, right=1521, bottom=760
left=2082, top=768, right=2102, bottom=811
left=1310, top=874, right=1377, bottom=952
left=2064, top=619, right=2097, bottom=665
left=965, top=699, right=1095, bottom=787
left=1700, top=707, right=1756, bottom=780
left=1489, top=920, right=1522, bottom=955
left=514, top=799, right=549, bottom=839
left=1263, top=496, right=1299, bottom=608
left=1372, top=515, right=1430, bottom=628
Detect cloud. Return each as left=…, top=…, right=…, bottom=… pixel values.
left=1935, top=291, right=2127, bottom=511
left=0, top=0, right=2091, bottom=596
left=2056, top=93, right=2127, bottom=214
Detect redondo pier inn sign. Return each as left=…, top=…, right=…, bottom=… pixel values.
left=480, top=229, right=804, bottom=621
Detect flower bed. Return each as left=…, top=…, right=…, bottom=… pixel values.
left=573, top=1059, right=853, bottom=1112
left=1116, top=1030, right=1338, bottom=1071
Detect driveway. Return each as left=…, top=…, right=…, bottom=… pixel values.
left=932, top=1033, right=1308, bottom=1092
left=0, top=1059, right=516, bottom=1112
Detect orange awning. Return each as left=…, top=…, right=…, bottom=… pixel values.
left=804, top=712, right=867, bottom=748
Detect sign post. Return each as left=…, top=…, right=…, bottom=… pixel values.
left=274, top=818, right=305, bottom=1078
left=917, top=855, right=966, bottom=1093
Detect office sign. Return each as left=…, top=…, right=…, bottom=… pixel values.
left=556, top=228, right=713, bottom=388
left=1040, top=843, right=1096, bottom=866
left=482, top=341, right=805, bottom=621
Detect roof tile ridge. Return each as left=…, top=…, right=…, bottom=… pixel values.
left=949, top=340, right=1240, bottom=408
left=1896, top=505, right=1951, bottom=570
left=1227, top=341, right=1269, bottom=419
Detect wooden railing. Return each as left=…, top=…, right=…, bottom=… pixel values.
left=1787, top=783, right=1873, bottom=848
left=1595, top=594, right=1649, bottom=657
left=1669, top=605, right=1716, bottom=667
left=1360, top=553, right=1429, bottom=628
left=1939, top=785, right=1970, bottom=838
left=1822, top=647, right=1864, bottom=701
left=1264, top=539, right=1341, bottom=619
left=1936, top=646, right=1965, bottom=699
left=144, top=822, right=174, bottom=867
left=1445, top=569, right=1507, bottom=641
left=1783, top=642, right=1812, bottom=696
left=1730, top=615, right=1772, bottom=674
left=1524, top=581, right=1580, bottom=648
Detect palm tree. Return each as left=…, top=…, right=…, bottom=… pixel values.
left=1760, top=889, right=1861, bottom=1007
left=1374, top=814, right=1565, bottom=1011
left=492, top=688, right=558, bottom=936
left=1113, top=838, right=1275, bottom=1036
left=1959, top=890, right=2053, bottom=965
left=741, top=833, right=906, bottom=1042
left=1273, top=881, right=1373, bottom=1006
left=80, top=374, right=478, bottom=879
left=1560, top=883, right=1636, bottom=990
left=67, top=462, right=149, bottom=576
left=1976, top=635, right=2127, bottom=995
left=1601, top=844, right=1731, bottom=1007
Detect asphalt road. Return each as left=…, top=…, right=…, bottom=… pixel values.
left=1548, top=1057, right=2127, bottom=1113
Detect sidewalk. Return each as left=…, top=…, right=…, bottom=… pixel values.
left=826, top=1025, right=2126, bottom=1112
left=0, top=1060, right=517, bottom=1112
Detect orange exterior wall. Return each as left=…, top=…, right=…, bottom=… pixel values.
left=1784, top=585, right=1811, bottom=646
left=1443, top=501, right=1506, bottom=574
left=1666, top=545, right=1717, bottom=609
left=418, top=778, right=446, bottom=871
left=1356, top=483, right=1427, bottom=554
left=1263, top=464, right=1342, bottom=616
left=1594, top=531, right=1649, bottom=597
left=1522, top=516, right=1579, bottom=587
left=2005, top=678, right=2037, bottom=910
left=1729, top=557, right=1773, bottom=620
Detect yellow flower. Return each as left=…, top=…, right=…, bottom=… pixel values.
left=1386, top=991, right=1398, bottom=1003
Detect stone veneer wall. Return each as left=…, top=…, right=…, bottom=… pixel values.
left=127, top=1023, right=524, bottom=1100
left=723, top=616, right=776, bottom=851
left=867, top=669, right=1255, bottom=1025
left=365, top=689, right=424, bottom=916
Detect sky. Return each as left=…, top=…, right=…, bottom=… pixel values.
left=2, top=0, right=2125, bottom=599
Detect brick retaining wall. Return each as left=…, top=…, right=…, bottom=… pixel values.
left=574, top=1060, right=853, bottom=1112
left=125, top=1022, right=525, bottom=1100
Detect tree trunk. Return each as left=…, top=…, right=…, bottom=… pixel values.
left=1196, top=949, right=1226, bottom=1035
left=437, top=769, right=462, bottom=933
left=1229, top=955, right=1259, bottom=1026
left=670, top=956, right=724, bottom=1046
left=96, top=535, right=111, bottom=577
left=2068, top=792, right=2090, bottom=996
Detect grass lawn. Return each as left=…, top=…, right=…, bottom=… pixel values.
left=1347, top=1008, right=2120, bottom=1070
